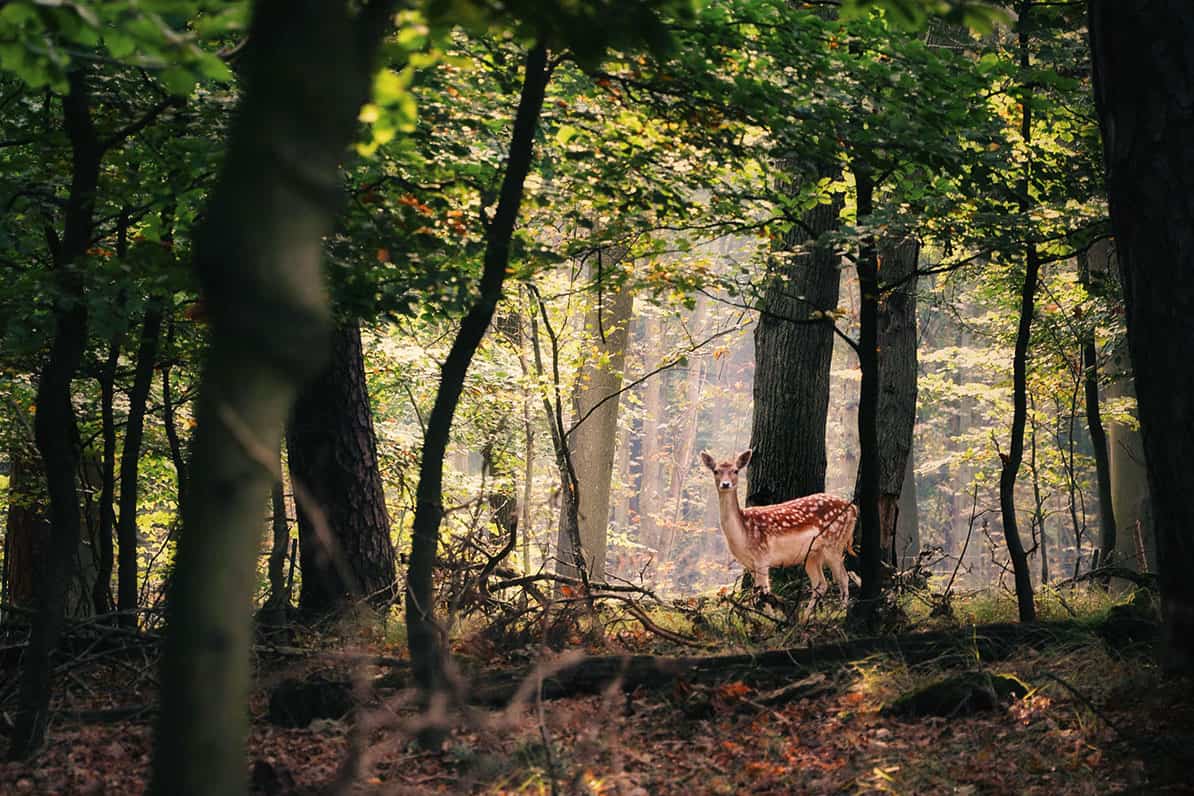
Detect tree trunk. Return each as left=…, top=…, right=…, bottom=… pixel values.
left=1105, top=345, right=1154, bottom=573
left=1029, top=401, right=1048, bottom=585
left=1078, top=244, right=1118, bottom=575
left=93, top=338, right=119, bottom=616
left=895, top=452, right=919, bottom=568
left=73, top=451, right=100, bottom=620
left=287, top=320, right=396, bottom=618
left=852, top=163, right=882, bottom=617
left=875, top=235, right=919, bottom=568
left=115, top=304, right=162, bottom=629
left=266, top=477, right=289, bottom=608
left=1089, top=0, right=1194, bottom=671
left=638, top=314, right=664, bottom=552
left=659, top=296, right=706, bottom=566
left=997, top=9, right=1038, bottom=623
left=405, top=42, right=550, bottom=706
left=556, top=256, right=633, bottom=583
left=748, top=187, right=843, bottom=507
left=149, top=3, right=395, bottom=792
left=9, top=67, right=101, bottom=760
left=3, top=443, right=48, bottom=613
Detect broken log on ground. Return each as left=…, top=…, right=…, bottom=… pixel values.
left=468, top=620, right=1114, bottom=706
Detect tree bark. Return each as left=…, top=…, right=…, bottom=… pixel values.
left=659, top=296, right=706, bottom=566
left=263, top=476, right=290, bottom=618
left=555, top=255, right=633, bottom=583
left=149, top=3, right=396, bottom=792
left=852, top=163, right=882, bottom=617
left=10, top=67, right=101, bottom=760
left=895, top=452, right=919, bottom=568
left=115, top=303, right=163, bottom=629
left=1105, top=344, right=1154, bottom=573
left=405, top=43, right=550, bottom=705
left=638, top=314, right=664, bottom=552
left=160, top=316, right=188, bottom=513
left=1078, top=244, right=1118, bottom=575
left=1089, top=0, right=1194, bottom=671
left=93, top=338, right=120, bottom=616
left=748, top=188, right=843, bottom=507
left=875, top=235, right=919, bottom=568
left=3, top=443, right=48, bottom=613
left=997, top=8, right=1038, bottom=623
left=287, top=320, right=396, bottom=617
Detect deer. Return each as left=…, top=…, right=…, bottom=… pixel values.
left=700, top=449, right=857, bottom=621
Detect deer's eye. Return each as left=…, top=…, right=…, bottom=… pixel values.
left=731, top=469, right=738, bottom=474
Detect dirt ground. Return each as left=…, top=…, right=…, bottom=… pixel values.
left=3, top=615, right=1193, bottom=795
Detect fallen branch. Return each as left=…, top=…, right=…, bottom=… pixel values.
left=1054, top=566, right=1157, bottom=591
left=468, top=620, right=1096, bottom=707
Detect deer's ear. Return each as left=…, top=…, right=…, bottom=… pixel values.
left=699, top=451, right=717, bottom=471
left=735, top=449, right=753, bottom=469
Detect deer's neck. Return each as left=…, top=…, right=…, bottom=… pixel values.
left=718, top=488, right=752, bottom=552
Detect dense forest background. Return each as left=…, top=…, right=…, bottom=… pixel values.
left=0, top=0, right=1190, bottom=793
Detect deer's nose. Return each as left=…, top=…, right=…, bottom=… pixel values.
left=719, top=480, right=732, bottom=489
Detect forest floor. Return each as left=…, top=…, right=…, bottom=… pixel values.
left=2, top=588, right=1192, bottom=795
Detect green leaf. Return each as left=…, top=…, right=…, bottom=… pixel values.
left=159, top=66, right=197, bottom=97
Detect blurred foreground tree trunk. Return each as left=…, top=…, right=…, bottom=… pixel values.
left=149, top=2, right=397, bottom=792
left=1090, top=0, right=1194, bottom=672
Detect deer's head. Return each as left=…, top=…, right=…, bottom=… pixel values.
left=700, top=449, right=752, bottom=492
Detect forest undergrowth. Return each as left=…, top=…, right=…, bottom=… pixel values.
left=2, top=587, right=1190, bottom=795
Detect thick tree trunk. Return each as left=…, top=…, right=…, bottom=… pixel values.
left=748, top=188, right=843, bottom=507
left=266, top=477, right=290, bottom=611
left=115, top=304, right=162, bottom=629
left=9, top=68, right=101, bottom=760
left=405, top=43, right=550, bottom=705
left=556, top=258, right=633, bottom=583
left=149, top=3, right=395, bottom=792
left=875, top=235, right=919, bottom=567
left=997, top=10, right=1038, bottom=623
left=1089, top=0, right=1194, bottom=671
left=287, top=320, right=396, bottom=617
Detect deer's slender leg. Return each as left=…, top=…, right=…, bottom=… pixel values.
left=827, top=554, right=849, bottom=608
left=802, top=554, right=827, bottom=621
